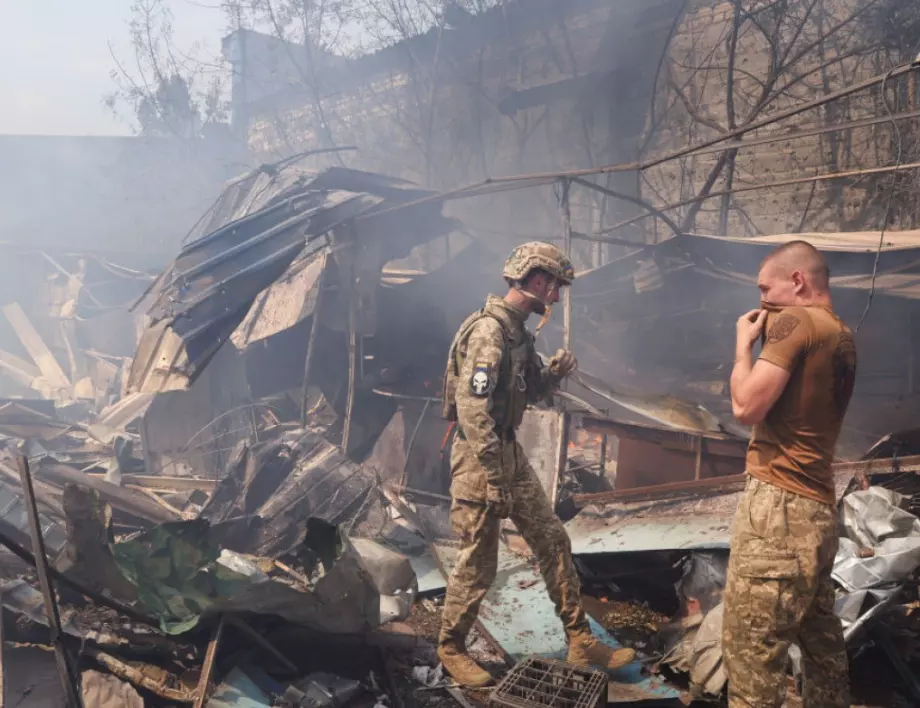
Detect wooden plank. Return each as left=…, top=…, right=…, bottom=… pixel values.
left=2, top=303, right=71, bottom=398
left=0, top=348, right=41, bottom=387
left=39, top=463, right=181, bottom=525
left=194, top=617, right=225, bottom=708
left=84, top=474, right=217, bottom=493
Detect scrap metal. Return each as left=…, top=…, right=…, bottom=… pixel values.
left=127, top=166, right=458, bottom=395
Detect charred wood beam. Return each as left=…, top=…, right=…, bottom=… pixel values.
left=194, top=616, right=225, bottom=708
left=38, top=462, right=180, bottom=525
left=86, top=647, right=194, bottom=703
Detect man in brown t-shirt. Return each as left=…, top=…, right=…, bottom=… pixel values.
left=723, top=240, right=856, bottom=708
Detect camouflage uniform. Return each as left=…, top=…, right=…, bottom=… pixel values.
left=722, top=476, right=849, bottom=707
left=438, top=294, right=589, bottom=647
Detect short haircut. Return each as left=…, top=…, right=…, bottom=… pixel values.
left=761, top=240, right=830, bottom=290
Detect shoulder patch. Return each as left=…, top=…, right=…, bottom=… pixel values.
left=767, top=313, right=801, bottom=344
left=470, top=363, right=494, bottom=397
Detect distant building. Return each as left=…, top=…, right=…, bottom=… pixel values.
left=222, top=0, right=916, bottom=254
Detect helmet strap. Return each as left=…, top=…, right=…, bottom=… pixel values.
left=534, top=306, right=552, bottom=337
left=513, top=283, right=547, bottom=314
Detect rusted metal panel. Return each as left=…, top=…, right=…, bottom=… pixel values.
left=615, top=435, right=745, bottom=491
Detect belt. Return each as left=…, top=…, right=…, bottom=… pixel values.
left=456, top=428, right=515, bottom=442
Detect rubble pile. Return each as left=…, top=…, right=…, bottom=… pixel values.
left=0, top=162, right=920, bottom=706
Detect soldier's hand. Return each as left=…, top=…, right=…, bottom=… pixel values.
left=549, top=348, right=578, bottom=378
left=736, top=309, right=767, bottom=351
left=486, top=483, right=511, bottom=519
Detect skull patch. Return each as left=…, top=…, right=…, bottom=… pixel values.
left=470, top=365, right=493, bottom=397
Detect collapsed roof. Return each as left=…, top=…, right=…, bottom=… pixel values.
left=127, top=166, right=459, bottom=394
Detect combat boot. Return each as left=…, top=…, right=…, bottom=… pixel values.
left=437, top=642, right=493, bottom=688
left=566, top=632, right=636, bottom=671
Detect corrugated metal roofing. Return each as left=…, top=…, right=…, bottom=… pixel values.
left=127, top=166, right=458, bottom=394
left=687, top=230, right=920, bottom=252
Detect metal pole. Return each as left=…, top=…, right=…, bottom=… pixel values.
left=341, top=234, right=358, bottom=457
left=553, top=179, right=573, bottom=508
left=16, top=456, right=82, bottom=707
left=0, top=585, right=5, bottom=708
left=301, top=248, right=329, bottom=426
left=561, top=179, right=573, bottom=359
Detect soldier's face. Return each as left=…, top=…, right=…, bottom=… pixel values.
left=529, top=273, right=562, bottom=306
left=758, top=260, right=805, bottom=308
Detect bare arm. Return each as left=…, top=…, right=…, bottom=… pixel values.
left=731, top=353, right=791, bottom=425
left=731, top=308, right=806, bottom=426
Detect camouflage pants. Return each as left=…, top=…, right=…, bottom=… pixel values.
left=439, top=438, right=589, bottom=648
left=723, top=476, right=848, bottom=708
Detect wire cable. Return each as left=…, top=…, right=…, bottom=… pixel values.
left=855, top=66, right=904, bottom=332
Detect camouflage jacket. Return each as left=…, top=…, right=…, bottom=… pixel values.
left=442, top=295, right=562, bottom=486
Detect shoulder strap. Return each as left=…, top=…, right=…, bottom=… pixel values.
left=451, top=311, right=511, bottom=374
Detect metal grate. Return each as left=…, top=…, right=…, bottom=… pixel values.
left=489, top=657, right=607, bottom=708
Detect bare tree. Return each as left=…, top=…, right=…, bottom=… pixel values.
left=107, top=0, right=231, bottom=141
left=640, top=0, right=920, bottom=239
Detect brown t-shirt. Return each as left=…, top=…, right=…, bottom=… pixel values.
left=746, top=306, right=857, bottom=505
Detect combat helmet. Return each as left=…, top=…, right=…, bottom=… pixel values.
left=502, top=241, right=575, bottom=285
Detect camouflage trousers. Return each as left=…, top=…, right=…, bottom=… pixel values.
left=723, top=476, right=849, bottom=708
left=439, top=438, right=589, bottom=648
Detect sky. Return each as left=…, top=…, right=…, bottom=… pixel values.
left=1, top=0, right=226, bottom=136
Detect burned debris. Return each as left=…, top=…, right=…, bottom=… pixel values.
left=0, top=182, right=899, bottom=708
left=2, top=162, right=920, bottom=707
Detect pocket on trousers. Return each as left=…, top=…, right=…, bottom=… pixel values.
left=731, top=554, right=800, bottom=634
left=735, top=554, right=799, bottom=580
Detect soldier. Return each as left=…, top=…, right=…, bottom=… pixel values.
left=724, top=240, right=857, bottom=707
left=438, top=241, right=635, bottom=687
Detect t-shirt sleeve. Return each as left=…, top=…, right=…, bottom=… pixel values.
left=758, top=310, right=809, bottom=372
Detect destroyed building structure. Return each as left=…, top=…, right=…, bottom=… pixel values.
left=1, top=0, right=920, bottom=705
